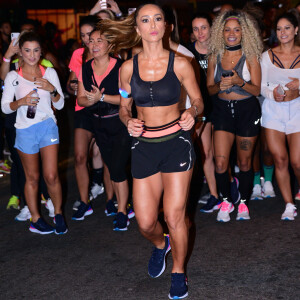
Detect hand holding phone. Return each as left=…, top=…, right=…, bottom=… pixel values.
left=11, top=32, right=20, bottom=46
left=99, top=0, right=107, bottom=9
left=277, top=84, right=285, bottom=95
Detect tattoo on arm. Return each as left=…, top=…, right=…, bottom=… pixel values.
left=239, top=139, right=252, bottom=151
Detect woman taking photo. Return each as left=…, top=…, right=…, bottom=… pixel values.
left=207, top=10, right=263, bottom=222
left=261, top=12, right=300, bottom=220
left=100, top=3, right=203, bottom=299
left=76, top=29, right=131, bottom=230
left=1, top=31, right=66, bottom=234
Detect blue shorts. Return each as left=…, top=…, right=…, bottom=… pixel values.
left=15, top=118, right=59, bottom=154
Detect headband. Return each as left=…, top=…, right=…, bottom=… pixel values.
left=225, top=16, right=239, bottom=22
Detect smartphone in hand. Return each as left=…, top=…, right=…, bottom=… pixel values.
left=277, top=85, right=285, bottom=95
left=11, top=32, right=20, bottom=46
left=99, top=0, right=107, bottom=9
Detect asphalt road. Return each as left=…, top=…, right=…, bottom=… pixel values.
left=0, top=105, right=299, bottom=299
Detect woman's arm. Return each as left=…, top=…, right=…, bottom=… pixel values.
left=175, top=56, right=204, bottom=130
left=230, top=57, right=261, bottom=96
left=207, top=56, right=221, bottom=96
left=119, top=60, right=144, bottom=136
left=0, top=40, right=19, bottom=81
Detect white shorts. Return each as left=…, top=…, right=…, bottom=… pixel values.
left=261, top=97, right=300, bottom=135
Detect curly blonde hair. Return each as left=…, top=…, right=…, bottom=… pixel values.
left=208, top=10, right=263, bottom=62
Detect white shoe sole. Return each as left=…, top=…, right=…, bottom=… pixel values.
left=281, top=212, right=297, bottom=221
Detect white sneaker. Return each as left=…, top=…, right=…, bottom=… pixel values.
left=45, top=199, right=55, bottom=218
left=15, top=206, right=31, bottom=221
left=217, top=199, right=234, bottom=222
left=262, top=181, right=275, bottom=198
left=89, top=183, right=104, bottom=200
left=281, top=203, right=297, bottom=221
left=250, top=184, right=263, bottom=200
left=236, top=200, right=250, bottom=220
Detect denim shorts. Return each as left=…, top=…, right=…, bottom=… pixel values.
left=15, top=118, right=59, bottom=154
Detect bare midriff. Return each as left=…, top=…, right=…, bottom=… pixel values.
left=136, top=102, right=181, bottom=127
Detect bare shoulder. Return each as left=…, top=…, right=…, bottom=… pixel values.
left=120, top=59, right=134, bottom=79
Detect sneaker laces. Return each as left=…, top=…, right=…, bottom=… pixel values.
left=284, top=203, right=296, bottom=214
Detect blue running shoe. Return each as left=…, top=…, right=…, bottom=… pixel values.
left=200, top=195, right=222, bottom=213
left=230, top=177, right=241, bottom=205
left=29, top=218, right=54, bottom=235
left=105, top=199, right=117, bottom=216
left=113, top=212, right=130, bottom=231
left=72, top=201, right=93, bottom=221
left=168, top=273, right=188, bottom=299
left=148, top=234, right=171, bottom=278
left=54, top=214, right=68, bottom=235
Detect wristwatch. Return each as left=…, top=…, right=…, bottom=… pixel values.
left=50, top=88, right=58, bottom=97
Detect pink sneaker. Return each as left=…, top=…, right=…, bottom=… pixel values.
left=236, top=200, right=250, bottom=220
left=217, top=199, right=234, bottom=222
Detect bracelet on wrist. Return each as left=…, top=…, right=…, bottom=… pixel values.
left=100, top=94, right=105, bottom=102
left=116, top=12, right=123, bottom=17
left=192, top=105, right=198, bottom=117
left=239, top=80, right=246, bottom=88
left=3, top=57, right=11, bottom=63
left=50, top=88, right=58, bottom=97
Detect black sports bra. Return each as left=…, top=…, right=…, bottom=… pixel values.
left=130, top=51, right=181, bottom=107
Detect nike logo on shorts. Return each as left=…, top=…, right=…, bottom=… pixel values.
left=51, top=138, right=58, bottom=142
left=254, top=119, right=260, bottom=125
left=180, top=162, right=187, bottom=167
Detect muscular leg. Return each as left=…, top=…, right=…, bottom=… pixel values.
left=287, top=132, right=300, bottom=187
left=74, top=128, right=93, bottom=204
left=162, top=169, right=193, bottom=273
left=265, top=129, right=292, bottom=204
left=133, top=173, right=164, bottom=248
left=17, top=150, right=40, bottom=222
left=198, top=122, right=218, bottom=198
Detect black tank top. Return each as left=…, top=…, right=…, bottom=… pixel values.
left=130, top=51, right=181, bottom=107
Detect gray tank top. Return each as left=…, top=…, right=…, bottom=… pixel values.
left=214, top=54, right=252, bottom=97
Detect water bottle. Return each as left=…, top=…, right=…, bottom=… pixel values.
left=27, top=88, right=39, bottom=119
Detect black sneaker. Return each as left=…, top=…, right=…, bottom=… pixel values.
left=113, top=212, right=130, bottom=231
left=200, top=195, right=222, bottom=213
left=54, top=214, right=68, bottom=235
left=29, top=218, right=54, bottom=235
left=148, top=234, right=171, bottom=278
left=230, top=177, right=241, bottom=205
left=72, top=201, right=93, bottom=221
left=105, top=199, right=117, bottom=216
left=168, top=273, right=188, bottom=299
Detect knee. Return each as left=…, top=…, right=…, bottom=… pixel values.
left=44, top=172, right=59, bottom=186
left=291, top=160, right=300, bottom=173
left=238, top=159, right=251, bottom=172
left=75, top=153, right=87, bottom=166
left=137, top=216, right=157, bottom=235
left=273, top=156, right=288, bottom=170
left=203, top=148, right=213, bottom=162
left=215, top=160, right=226, bottom=173
left=26, top=172, right=39, bottom=186
left=164, top=210, right=185, bottom=232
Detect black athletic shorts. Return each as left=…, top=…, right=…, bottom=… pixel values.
left=93, top=115, right=131, bottom=182
left=131, top=130, right=195, bottom=179
left=212, top=96, right=261, bottom=137
left=74, top=108, right=94, bottom=133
